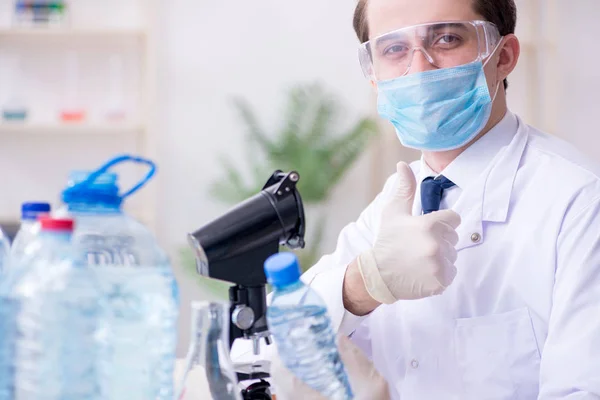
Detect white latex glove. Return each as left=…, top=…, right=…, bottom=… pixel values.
left=270, top=335, right=390, bottom=400
left=357, top=161, right=461, bottom=304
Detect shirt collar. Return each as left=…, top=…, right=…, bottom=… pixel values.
left=419, top=110, right=519, bottom=191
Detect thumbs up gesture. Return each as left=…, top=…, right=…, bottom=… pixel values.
left=357, top=162, right=461, bottom=304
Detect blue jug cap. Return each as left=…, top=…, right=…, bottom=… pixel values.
left=69, top=171, right=118, bottom=186
left=61, top=154, right=156, bottom=209
left=264, top=252, right=301, bottom=287
left=63, top=171, right=121, bottom=207
left=21, top=202, right=51, bottom=220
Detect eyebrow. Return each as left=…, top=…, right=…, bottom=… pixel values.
left=374, top=31, right=406, bottom=48
left=430, top=22, right=470, bottom=32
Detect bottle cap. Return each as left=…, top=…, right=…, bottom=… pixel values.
left=62, top=170, right=121, bottom=208
left=39, top=216, right=74, bottom=232
left=264, top=252, right=301, bottom=287
left=21, top=202, right=51, bottom=220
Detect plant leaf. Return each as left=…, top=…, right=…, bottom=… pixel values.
left=305, top=88, right=339, bottom=144
left=232, top=97, right=277, bottom=155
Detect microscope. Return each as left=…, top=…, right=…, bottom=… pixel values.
left=188, top=170, right=306, bottom=399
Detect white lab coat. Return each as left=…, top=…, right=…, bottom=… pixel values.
left=301, top=111, right=600, bottom=399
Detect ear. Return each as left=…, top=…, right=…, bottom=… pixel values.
left=495, top=34, right=520, bottom=83
left=370, top=79, right=377, bottom=89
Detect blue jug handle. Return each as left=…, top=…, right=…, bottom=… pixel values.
left=76, top=154, right=157, bottom=200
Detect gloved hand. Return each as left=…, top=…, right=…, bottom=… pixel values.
left=357, top=161, right=461, bottom=304
left=269, top=335, right=390, bottom=400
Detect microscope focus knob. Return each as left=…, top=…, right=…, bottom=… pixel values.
left=232, top=305, right=255, bottom=330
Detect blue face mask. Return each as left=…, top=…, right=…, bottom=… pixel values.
left=377, top=60, right=499, bottom=152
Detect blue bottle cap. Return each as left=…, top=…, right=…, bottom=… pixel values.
left=264, top=252, right=301, bottom=287
left=21, top=202, right=51, bottom=220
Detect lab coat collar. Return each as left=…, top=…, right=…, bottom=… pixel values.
left=412, top=111, right=529, bottom=251
left=417, top=111, right=518, bottom=187
left=438, top=111, right=519, bottom=191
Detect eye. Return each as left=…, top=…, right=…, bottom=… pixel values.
left=435, top=34, right=462, bottom=47
left=383, top=44, right=409, bottom=57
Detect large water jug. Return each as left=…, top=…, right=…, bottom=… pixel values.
left=0, top=216, right=102, bottom=400
left=57, top=154, right=179, bottom=400
left=264, top=252, right=353, bottom=400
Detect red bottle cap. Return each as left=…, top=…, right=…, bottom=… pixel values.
left=38, top=216, right=75, bottom=232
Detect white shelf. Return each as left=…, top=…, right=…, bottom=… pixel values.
left=0, top=122, right=144, bottom=135
left=0, top=28, right=146, bottom=40
left=0, top=2, right=160, bottom=235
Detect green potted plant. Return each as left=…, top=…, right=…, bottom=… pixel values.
left=181, top=82, right=379, bottom=298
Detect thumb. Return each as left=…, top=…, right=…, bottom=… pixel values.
left=391, top=161, right=417, bottom=216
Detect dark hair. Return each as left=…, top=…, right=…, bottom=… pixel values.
left=353, top=0, right=517, bottom=89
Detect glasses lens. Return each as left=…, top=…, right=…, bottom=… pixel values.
left=360, top=22, right=483, bottom=80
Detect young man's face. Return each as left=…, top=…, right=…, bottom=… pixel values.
left=366, top=0, right=501, bottom=92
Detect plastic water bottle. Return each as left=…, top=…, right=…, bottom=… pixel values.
left=0, top=216, right=101, bottom=400
left=0, top=233, right=18, bottom=400
left=9, top=202, right=51, bottom=267
left=0, top=227, right=9, bottom=274
left=57, top=155, right=179, bottom=400
left=264, top=252, right=353, bottom=400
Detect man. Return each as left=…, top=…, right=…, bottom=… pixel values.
left=272, top=0, right=600, bottom=398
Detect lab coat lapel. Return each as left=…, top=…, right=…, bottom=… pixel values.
left=453, top=120, right=530, bottom=251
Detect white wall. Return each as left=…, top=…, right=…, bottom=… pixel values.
left=555, top=0, right=600, bottom=148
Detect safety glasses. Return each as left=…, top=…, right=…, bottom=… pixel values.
left=358, top=20, right=502, bottom=81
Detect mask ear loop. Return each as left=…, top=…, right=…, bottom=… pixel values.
left=482, top=37, right=505, bottom=102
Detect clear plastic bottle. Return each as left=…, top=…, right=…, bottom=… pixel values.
left=2, top=54, right=29, bottom=122
left=9, top=202, right=51, bottom=268
left=265, top=252, right=353, bottom=400
left=59, top=51, right=86, bottom=122
left=0, top=232, right=18, bottom=400
left=104, top=54, right=128, bottom=122
left=177, top=301, right=242, bottom=400
left=56, top=155, right=179, bottom=400
left=0, top=228, right=9, bottom=275
left=1, top=217, right=102, bottom=400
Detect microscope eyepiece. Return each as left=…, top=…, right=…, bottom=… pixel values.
left=188, top=170, right=305, bottom=286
